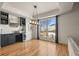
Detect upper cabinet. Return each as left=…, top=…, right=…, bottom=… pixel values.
left=0, top=11, right=26, bottom=27
left=9, top=15, right=20, bottom=27
left=9, top=15, right=20, bottom=24
left=20, top=17, right=26, bottom=26
left=0, top=11, right=9, bottom=24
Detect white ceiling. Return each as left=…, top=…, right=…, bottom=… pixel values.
left=0, top=2, right=74, bottom=18
left=3, top=2, right=59, bottom=16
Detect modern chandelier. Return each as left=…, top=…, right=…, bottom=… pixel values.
left=30, top=5, right=39, bottom=25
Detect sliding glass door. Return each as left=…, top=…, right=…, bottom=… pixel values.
left=39, top=16, right=57, bottom=42
left=39, top=19, right=48, bottom=40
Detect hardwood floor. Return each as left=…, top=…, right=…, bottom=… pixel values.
left=0, top=40, right=69, bottom=56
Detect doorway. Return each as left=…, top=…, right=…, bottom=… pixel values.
left=39, top=16, right=58, bottom=43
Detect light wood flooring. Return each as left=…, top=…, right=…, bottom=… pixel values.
left=0, top=40, right=69, bottom=56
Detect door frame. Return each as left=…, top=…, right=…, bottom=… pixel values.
left=55, top=16, right=58, bottom=43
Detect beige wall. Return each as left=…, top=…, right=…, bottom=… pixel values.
left=58, top=3, right=79, bottom=44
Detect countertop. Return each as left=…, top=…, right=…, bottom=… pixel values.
left=0, top=31, right=23, bottom=35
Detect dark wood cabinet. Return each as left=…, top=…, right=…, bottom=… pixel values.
left=0, top=11, right=8, bottom=24
left=20, top=17, right=26, bottom=26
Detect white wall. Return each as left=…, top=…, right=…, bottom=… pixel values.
left=58, top=3, right=79, bottom=44
left=26, top=17, right=32, bottom=40
left=0, top=3, right=3, bottom=8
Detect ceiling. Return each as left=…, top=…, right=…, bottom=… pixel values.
left=0, top=2, right=74, bottom=18
left=6, top=2, right=59, bottom=15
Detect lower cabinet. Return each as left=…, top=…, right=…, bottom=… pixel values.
left=1, top=33, right=23, bottom=47
left=1, top=34, right=9, bottom=47
left=8, top=34, right=15, bottom=44
left=1, top=34, right=15, bottom=47
left=16, top=34, right=23, bottom=42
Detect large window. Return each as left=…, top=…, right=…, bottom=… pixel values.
left=39, top=16, right=58, bottom=43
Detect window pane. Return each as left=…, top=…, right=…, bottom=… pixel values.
left=48, top=17, right=56, bottom=41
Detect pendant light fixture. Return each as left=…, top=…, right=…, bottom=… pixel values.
left=30, top=5, right=39, bottom=25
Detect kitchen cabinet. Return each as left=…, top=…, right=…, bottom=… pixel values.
left=9, top=15, right=19, bottom=23
left=8, top=34, right=15, bottom=44
left=0, top=11, right=8, bottom=24
left=0, top=33, right=23, bottom=47
left=1, top=34, right=9, bottom=47
left=1, top=34, right=15, bottom=47
left=15, top=33, right=23, bottom=42
left=9, top=15, right=20, bottom=27
left=20, top=17, right=26, bottom=26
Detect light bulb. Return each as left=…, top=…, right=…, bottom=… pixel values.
left=30, top=20, right=32, bottom=23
